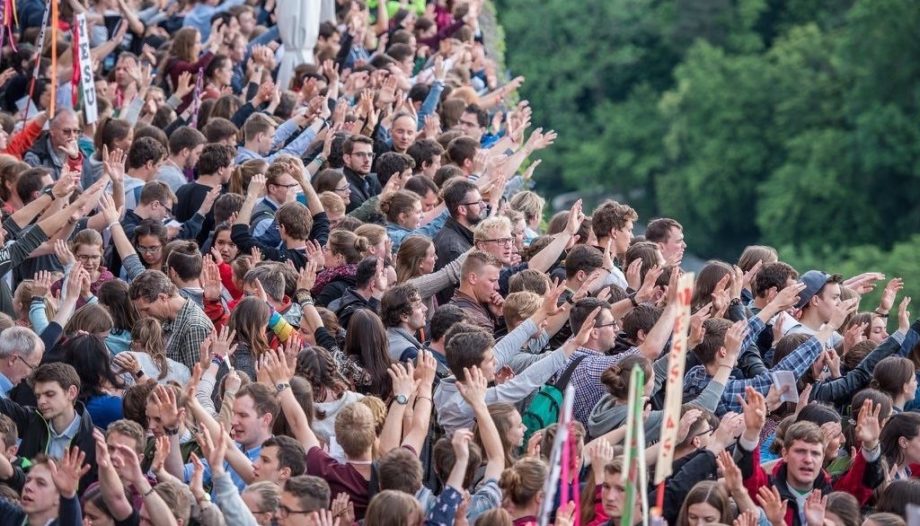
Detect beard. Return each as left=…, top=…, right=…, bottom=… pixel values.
left=466, top=209, right=484, bottom=225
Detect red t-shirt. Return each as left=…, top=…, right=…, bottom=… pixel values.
left=306, top=446, right=371, bottom=519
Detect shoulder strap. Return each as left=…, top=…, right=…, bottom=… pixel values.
left=554, top=354, right=588, bottom=390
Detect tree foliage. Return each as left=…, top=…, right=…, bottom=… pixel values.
left=497, top=0, right=920, bottom=267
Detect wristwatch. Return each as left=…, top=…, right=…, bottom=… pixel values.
left=164, top=426, right=179, bottom=436
left=276, top=383, right=291, bottom=394
left=394, top=394, right=409, bottom=405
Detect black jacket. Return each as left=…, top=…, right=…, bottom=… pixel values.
left=0, top=398, right=97, bottom=491
left=343, top=167, right=382, bottom=213
left=331, top=288, right=379, bottom=329
left=433, top=217, right=473, bottom=305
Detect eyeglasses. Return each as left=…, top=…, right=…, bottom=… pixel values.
left=334, top=185, right=351, bottom=192
left=137, top=245, right=162, bottom=254
left=16, top=355, right=38, bottom=371
left=59, top=128, right=80, bottom=136
left=461, top=200, right=484, bottom=207
left=594, top=321, right=620, bottom=330
left=276, top=505, right=312, bottom=518
left=76, top=254, right=102, bottom=261
left=481, top=237, right=513, bottom=246
left=271, top=182, right=301, bottom=189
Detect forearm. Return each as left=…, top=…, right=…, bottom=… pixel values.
left=99, top=465, right=133, bottom=520
left=52, top=298, right=78, bottom=329
left=379, top=403, right=407, bottom=454
left=280, top=388, right=318, bottom=450
left=213, top=471, right=260, bottom=526
left=163, top=435, right=185, bottom=480
left=637, top=306, right=677, bottom=360
left=472, top=401, right=504, bottom=478
left=135, top=478, right=179, bottom=526
left=235, top=196, right=258, bottom=225
left=9, top=194, right=52, bottom=229
left=527, top=232, right=572, bottom=273
left=402, top=392, right=433, bottom=452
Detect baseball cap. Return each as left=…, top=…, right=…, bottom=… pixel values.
left=795, top=270, right=830, bottom=310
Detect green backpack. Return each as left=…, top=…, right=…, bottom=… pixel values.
left=521, top=355, right=587, bottom=443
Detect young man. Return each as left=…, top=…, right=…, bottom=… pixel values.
left=434, top=282, right=593, bottom=432
left=236, top=112, right=323, bottom=164
left=591, top=200, right=637, bottom=289
left=448, top=251, right=503, bottom=332
left=787, top=270, right=845, bottom=347
left=329, top=256, right=383, bottom=329
left=165, top=242, right=206, bottom=307
left=129, top=269, right=215, bottom=369
left=425, top=305, right=469, bottom=378
left=277, top=476, right=332, bottom=526
left=157, top=126, right=207, bottom=192
left=382, top=283, right=428, bottom=362
left=122, top=137, right=168, bottom=211
left=174, top=143, right=233, bottom=246
left=342, top=135, right=381, bottom=212
left=250, top=162, right=303, bottom=241
left=751, top=262, right=799, bottom=315
left=682, top=285, right=850, bottom=416
left=0, top=363, right=96, bottom=490
left=734, top=388, right=884, bottom=525
left=433, top=178, right=482, bottom=275
left=645, top=217, right=686, bottom=267
left=122, top=181, right=211, bottom=242
left=0, top=327, right=44, bottom=398
left=253, top=435, right=307, bottom=485
left=232, top=175, right=312, bottom=269
left=407, top=138, right=444, bottom=178
left=446, top=136, right=479, bottom=177
left=0, top=450, right=86, bottom=526
left=243, top=264, right=302, bottom=327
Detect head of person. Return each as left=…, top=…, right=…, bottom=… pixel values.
left=342, top=135, right=374, bottom=174
left=276, top=202, right=313, bottom=243
left=502, top=291, right=542, bottom=331
left=334, top=402, right=377, bottom=459
left=753, top=261, right=799, bottom=301
left=477, top=403, right=525, bottom=467
left=365, top=490, right=423, bottom=526
left=81, top=483, right=118, bottom=526
left=797, top=271, right=844, bottom=322
left=202, top=117, right=240, bottom=146
left=622, top=304, right=662, bottom=347
left=232, top=383, right=279, bottom=449
left=168, top=126, right=206, bottom=169
left=433, top=164, right=463, bottom=188
left=825, top=492, right=862, bottom=526
left=312, top=168, right=350, bottom=205
left=880, top=411, right=920, bottom=468
left=592, top=201, right=638, bottom=256
left=876, top=479, right=920, bottom=517
left=508, top=269, right=550, bottom=295
left=324, top=230, right=369, bottom=267
left=509, top=191, right=545, bottom=231
left=601, top=355, right=654, bottom=401
left=230, top=296, right=272, bottom=357
left=871, top=356, right=917, bottom=407
left=645, top=218, right=685, bottom=265
left=213, top=222, right=239, bottom=262
left=230, top=158, right=269, bottom=195
left=444, top=323, right=496, bottom=380
left=70, top=229, right=106, bottom=277
left=15, top=167, right=53, bottom=205
left=31, top=363, right=80, bottom=422
left=780, top=421, right=827, bottom=488
left=459, top=250, right=501, bottom=302
left=738, top=245, right=779, bottom=274
left=674, top=405, right=719, bottom=454
left=395, top=235, right=437, bottom=282
left=863, top=514, right=906, bottom=526
left=132, top=220, right=168, bottom=270
left=137, top=182, right=177, bottom=222
left=20, top=455, right=62, bottom=519
left=474, top=216, right=514, bottom=265
left=128, top=270, right=181, bottom=321
left=675, top=481, right=731, bottom=526
left=376, top=151, right=416, bottom=189
left=343, top=310, right=392, bottom=396
left=406, top=138, right=443, bottom=178
left=377, top=447, right=423, bottom=494
left=564, top=244, right=604, bottom=286
left=242, top=481, right=281, bottom=526
left=61, top=332, right=122, bottom=401
left=429, top=304, right=468, bottom=346
left=624, top=241, right=665, bottom=279
left=379, top=190, right=423, bottom=229
left=243, top=265, right=286, bottom=304
left=205, top=54, right=233, bottom=87
left=93, top=116, right=133, bottom=155
left=254, top=435, right=307, bottom=484
left=126, top=136, right=167, bottom=178
left=389, top=113, right=417, bottom=152
left=141, top=480, right=191, bottom=526
left=458, top=104, right=486, bottom=142
left=498, top=457, right=547, bottom=513
left=441, top=178, right=483, bottom=226
left=170, top=27, right=201, bottom=62
left=0, top=326, right=44, bottom=385
left=354, top=223, right=389, bottom=259
left=381, top=283, right=426, bottom=331
left=142, top=384, right=186, bottom=437
left=196, top=143, right=236, bottom=184
left=49, top=109, right=80, bottom=150
left=105, top=419, right=146, bottom=464
left=446, top=136, right=479, bottom=174
left=690, top=261, right=734, bottom=312
left=243, top=113, right=278, bottom=155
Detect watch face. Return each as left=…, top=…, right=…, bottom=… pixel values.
left=396, top=394, right=408, bottom=404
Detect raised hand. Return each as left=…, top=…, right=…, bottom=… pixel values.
left=677, top=408, right=702, bottom=444
left=741, top=260, right=763, bottom=294
left=738, top=386, right=766, bottom=436
left=49, top=447, right=90, bottom=499
left=211, top=325, right=238, bottom=359
left=733, top=510, right=758, bottom=526
left=451, top=429, right=473, bottom=463
left=803, top=490, right=826, bottom=526
left=828, top=297, right=859, bottom=331
left=151, top=385, right=182, bottom=432
left=415, top=350, right=437, bottom=389
left=854, top=399, right=881, bottom=449
left=571, top=307, right=601, bottom=350
left=189, top=452, right=208, bottom=503
left=526, top=430, right=543, bottom=458
left=716, top=449, right=743, bottom=494
left=899, top=296, right=912, bottom=334
left=331, top=493, right=354, bottom=526
left=387, top=362, right=418, bottom=399
left=540, top=278, right=567, bottom=318
left=202, top=257, right=223, bottom=302
left=723, top=319, right=749, bottom=360
left=247, top=174, right=266, bottom=200
left=878, top=278, right=903, bottom=314
left=151, top=434, right=171, bottom=473
left=457, top=366, right=487, bottom=407
left=769, top=282, right=806, bottom=312
left=54, top=239, right=76, bottom=268
left=586, top=438, right=614, bottom=482
left=297, top=260, right=318, bottom=292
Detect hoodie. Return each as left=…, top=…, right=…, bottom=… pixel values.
left=387, top=327, right=424, bottom=362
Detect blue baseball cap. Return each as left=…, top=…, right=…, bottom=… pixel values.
left=795, top=270, right=830, bottom=310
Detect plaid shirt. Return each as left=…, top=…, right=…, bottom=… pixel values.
left=683, top=316, right=826, bottom=415
left=164, top=299, right=215, bottom=370
left=557, top=346, right=640, bottom=426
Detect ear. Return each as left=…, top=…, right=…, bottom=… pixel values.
left=67, top=384, right=79, bottom=401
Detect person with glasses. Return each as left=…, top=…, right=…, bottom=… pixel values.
left=250, top=163, right=305, bottom=244
left=342, top=135, right=381, bottom=213
left=49, top=230, right=114, bottom=309
left=432, top=179, right=482, bottom=304
left=0, top=326, right=43, bottom=398
left=24, top=109, right=93, bottom=183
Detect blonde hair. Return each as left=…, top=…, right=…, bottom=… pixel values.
left=395, top=235, right=433, bottom=283
left=230, top=159, right=268, bottom=195
left=354, top=223, right=387, bottom=249
left=509, top=191, right=545, bottom=224
left=318, top=192, right=345, bottom=217
left=502, top=292, right=542, bottom=330
left=334, top=402, right=376, bottom=457
left=499, top=457, right=547, bottom=507
left=365, top=490, right=422, bottom=526
left=71, top=228, right=103, bottom=254
left=473, top=215, right=512, bottom=243
left=358, top=396, right=387, bottom=434
left=132, top=317, right=169, bottom=380
left=327, top=230, right=369, bottom=264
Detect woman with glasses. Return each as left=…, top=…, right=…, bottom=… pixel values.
left=50, top=229, right=115, bottom=308
left=131, top=219, right=168, bottom=275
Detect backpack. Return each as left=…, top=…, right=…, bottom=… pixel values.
left=521, top=354, right=587, bottom=442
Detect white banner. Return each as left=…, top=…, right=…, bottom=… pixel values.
left=654, top=272, right=694, bottom=483
left=75, top=14, right=98, bottom=124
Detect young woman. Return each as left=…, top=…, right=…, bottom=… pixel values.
left=394, top=235, right=469, bottom=318
left=312, top=230, right=369, bottom=307
left=364, top=491, right=424, bottom=526
left=114, top=318, right=191, bottom=385
left=61, top=333, right=125, bottom=429
left=294, top=345, right=364, bottom=447
left=97, top=279, right=138, bottom=355
left=228, top=296, right=276, bottom=381
left=871, top=356, right=917, bottom=412
left=230, top=159, right=268, bottom=195
left=880, top=412, right=920, bottom=480
left=51, top=230, right=115, bottom=307
left=474, top=403, right=525, bottom=468
left=202, top=55, right=234, bottom=100
left=379, top=189, right=448, bottom=251
left=498, top=457, right=547, bottom=526
left=342, top=309, right=394, bottom=399
left=132, top=220, right=168, bottom=273
left=213, top=222, right=242, bottom=298
left=164, top=27, right=219, bottom=111
left=674, top=481, right=732, bottom=526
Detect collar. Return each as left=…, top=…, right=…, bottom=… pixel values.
left=50, top=411, right=82, bottom=441
left=0, top=372, right=12, bottom=397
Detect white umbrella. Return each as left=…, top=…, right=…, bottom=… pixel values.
left=276, top=0, right=321, bottom=91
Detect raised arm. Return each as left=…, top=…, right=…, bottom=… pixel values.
left=527, top=199, right=583, bottom=273
left=92, top=430, right=133, bottom=521
left=458, top=366, right=504, bottom=481
left=264, top=347, right=320, bottom=451
left=378, top=361, right=417, bottom=455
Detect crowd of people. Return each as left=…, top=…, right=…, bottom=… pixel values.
left=0, top=0, right=914, bottom=525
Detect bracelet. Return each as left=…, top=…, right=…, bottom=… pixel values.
left=164, top=426, right=179, bottom=436
left=143, top=485, right=156, bottom=497
left=415, top=396, right=432, bottom=404
left=107, top=221, right=120, bottom=229
left=628, top=293, right=639, bottom=308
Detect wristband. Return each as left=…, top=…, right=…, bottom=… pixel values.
left=875, top=310, right=889, bottom=318
left=628, top=293, right=638, bottom=308
left=143, top=485, right=156, bottom=497
left=211, top=355, right=225, bottom=367
left=42, top=186, right=56, bottom=201
left=107, top=221, right=120, bottom=229
left=164, top=426, right=179, bottom=436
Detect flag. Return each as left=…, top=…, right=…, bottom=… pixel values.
left=621, top=364, right=648, bottom=526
